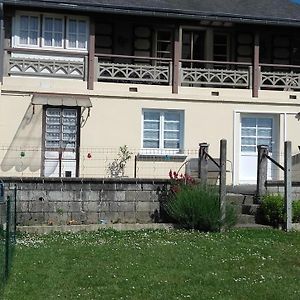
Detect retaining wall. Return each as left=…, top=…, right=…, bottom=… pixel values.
left=2, top=177, right=169, bottom=226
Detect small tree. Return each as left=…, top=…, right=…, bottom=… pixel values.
left=107, top=145, right=133, bottom=178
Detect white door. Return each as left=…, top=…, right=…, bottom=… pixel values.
left=239, top=115, right=277, bottom=183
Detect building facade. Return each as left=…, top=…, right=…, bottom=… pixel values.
left=1, top=0, right=300, bottom=184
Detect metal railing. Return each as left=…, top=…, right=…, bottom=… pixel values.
left=0, top=184, right=17, bottom=291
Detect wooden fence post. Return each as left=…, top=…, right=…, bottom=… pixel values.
left=198, top=143, right=209, bottom=184
left=256, top=145, right=269, bottom=203
left=284, top=141, right=292, bottom=232
left=219, top=139, right=227, bottom=231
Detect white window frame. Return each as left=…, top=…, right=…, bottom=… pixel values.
left=66, top=16, right=89, bottom=50
left=13, top=11, right=89, bottom=52
left=141, top=109, right=184, bottom=155
left=13, top=12, right=41, bottom=48
left=41, top=14, right=65, bottom=49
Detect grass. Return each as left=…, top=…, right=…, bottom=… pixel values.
left=2, top=229, right=300, bottom=300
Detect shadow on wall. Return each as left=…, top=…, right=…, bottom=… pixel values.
left=1, top=104, right=42, bottom=174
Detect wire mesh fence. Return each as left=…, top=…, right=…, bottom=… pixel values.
left=0, top=185, right=17, bottom=291
left=0, top=145, right=201, bottom=178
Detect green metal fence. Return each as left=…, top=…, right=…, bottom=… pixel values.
left=0, top=184, right=17, bottom=292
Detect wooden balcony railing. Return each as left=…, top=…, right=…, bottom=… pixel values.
left=6, top=48, right=300, bottom=94
left=180, top=59, right=252, bottom=89
left=260, top=63, right=300, bottom=90
left=95, top=53, right=172, bottom=85
left=7, top=48, right=86, bottom=79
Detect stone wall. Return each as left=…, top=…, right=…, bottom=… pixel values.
left=266, top=181, right=300, bottom=200
left=2, top=177, right=169, bottom=226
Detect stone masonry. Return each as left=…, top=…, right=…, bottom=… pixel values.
left=2, top=177, right=169, bottom=226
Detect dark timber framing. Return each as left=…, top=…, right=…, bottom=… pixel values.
left=88, top=17, right=95, bottom=90
left=253, top=32, right=260, bottom=98
left=172, top=25, right=180, bottom=94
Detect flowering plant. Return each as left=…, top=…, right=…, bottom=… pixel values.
left=168, top=170, right=195, bottom=194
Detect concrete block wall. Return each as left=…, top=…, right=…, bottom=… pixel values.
left=266, top=182, right=300, bottom=200
left=2, top=177, right=169, bottom=226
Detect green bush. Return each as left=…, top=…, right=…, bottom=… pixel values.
left=293, top=200, right=300, bottom=223
left=259, top=194, right=300, bottom=226
left=165, top=184, right=236, bottom=232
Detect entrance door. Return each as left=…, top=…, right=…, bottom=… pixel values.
left=239, top=115, right=277, bottom=183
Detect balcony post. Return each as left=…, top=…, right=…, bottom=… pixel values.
left=172, top=26, right=181, bottom=94
left=252, top=32, right=260, bottom=98
left=87, top=18, right=95, bottom=90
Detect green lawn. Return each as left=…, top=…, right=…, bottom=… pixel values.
left=3, top=229, right=300, bottom=300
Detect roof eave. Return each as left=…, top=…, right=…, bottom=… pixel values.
left=4, top=0, right=300, bottom=28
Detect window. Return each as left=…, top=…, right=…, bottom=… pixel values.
left=42, top=16, right=64, bottom=48
left=43, top=107, right=79, bottom=177
left=67, top=18, right=88, bottom=49
left=17, top=14, right=40, bottom=46
left=142, top=110, right=184, bottom=153
left=241, top=117, right=273, bottom=153
left=14, top=12, right=88, bottom=51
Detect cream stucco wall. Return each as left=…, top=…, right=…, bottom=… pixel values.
left=2, top=76, right=300, bottom=183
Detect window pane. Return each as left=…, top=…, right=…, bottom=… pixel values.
left=144, top=121, right=159, bottom=130
left=241, top=117, right=256, bottom=127
left=54, top=19, right=63, bottom=32
left=164, top=122, right=180, bottom=130
left=20, top=30, right=28, bottom=44
left=68, top=34, right=76, bottom=48
left=20, top=16, right=28, bottom=28
left=257, top=118, right=272, bottom=128
left=164, top=131, right=179, bottom=139
left=241, top=146, right=256, bottom=152
left=44, top=18, right=53, bottom=31
left=78, top=20, right=86, bottom=34
left=29, top=31, right=38, bottom=45
left=54, top=33, right=63, bottom=47
left=164, top=141, right=180, bottom=149
left=257, top=138, right=272, bottom=146
left=144, top=111, right=160, bottom=121
left=144, top=130, right=159, bottom=139
left=47, top=125, right=60, bottom=132
left=258, top=128, right=272, bottom=137
left=47, top=108, right=61, bottom=117
left=63, top=125, right=76, bottom=133
left=165, top=112, right=180, bottom=122
left=241, top=137, right=256, bottom=145
left=30, top=17, right=39, bottom=30
left=241, top=128, right=256, bottom=136
left=143, top=140, right=159, bottom=148
left=78, top=35, right=86, bottom=49
left=44, top=32, right=52, bottom=46
left=69, top=20, right=77, bottom=34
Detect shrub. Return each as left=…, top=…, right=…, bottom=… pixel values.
left=259, top=194, right=300, bottom=226
left=259, top=194, right=284, bottom=227
left=293, top=200, right=300, bottom=223
left=165, top=183, right=236, bottom=232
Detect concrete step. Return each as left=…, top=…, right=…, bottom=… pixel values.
left=226, top=193, right=255, bottom=205
left=227, top=185, right=256, bottom=195
left=242, top=204, right=260, bottom=215
left=237, top=214, right=256, bottom=225
left=235, top=223, right=272, bottom=229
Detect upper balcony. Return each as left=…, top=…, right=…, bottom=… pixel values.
left=3, top=11, right=300, bottom=96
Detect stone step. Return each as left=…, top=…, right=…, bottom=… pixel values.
left=242, top=204, right=260, bottom=215
left=237, top=214, right=256, bottom=225
left=226, top=193, right=255, bottom=205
